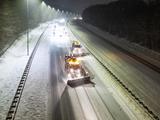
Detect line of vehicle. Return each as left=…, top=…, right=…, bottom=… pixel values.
left=5, top=24, right=50, bottom=120
left=69, top=25, right=159, bottom=120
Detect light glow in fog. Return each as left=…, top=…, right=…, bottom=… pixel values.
left=50, top=20, right=70, bottom=46
left=59, top=18, right=65, bottom=23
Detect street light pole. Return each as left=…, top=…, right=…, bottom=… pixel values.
left=27, top=0, right=29, bottom=56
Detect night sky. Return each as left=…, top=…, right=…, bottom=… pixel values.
left=42, top=0, right=113, bottom=13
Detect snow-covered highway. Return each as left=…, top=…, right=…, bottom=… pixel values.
left=0, top=20, right=159, bottom=120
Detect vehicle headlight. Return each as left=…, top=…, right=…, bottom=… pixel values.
left=68, top=73, right=71, bottom=78
left=77, top=69, right=80, bottom=73
left=72, top=50, right=76, bottom=54
left=77, top=72, right=81, bottom=77
left=78, top=49, right=82, bottom=54
left=70, top=69, right=74, bottom=73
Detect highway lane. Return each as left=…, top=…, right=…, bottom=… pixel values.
left=48, top=22, right=133, bottom=120
left=50, top=22, right=151, bottom=120
left=69, top=22, right=160, bottom=118
left=54, top=23, right=136, bottom=120
left=14, top=20, right=152, bottom=120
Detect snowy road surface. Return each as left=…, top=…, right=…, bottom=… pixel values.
left=0, top=22, right=51, bottom=120
left=69, top=22, right=160, bottom=118
left=0, top=20, right=158, bottom=120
